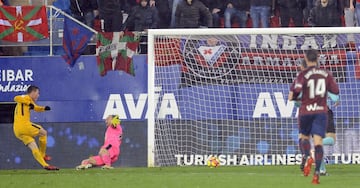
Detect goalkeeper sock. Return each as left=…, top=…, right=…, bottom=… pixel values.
left=320, top=159, right=326, bottom=172
left=314, top=145, right=324, bottom=172
left=100, top=153, right=111, bottom=166
left=39, top=135, right=47, bottom=157
left=301, top=139, right=311, bottom=158
left=323, top=137, right=334, bottom=146
left=31, top=148, right=48, bottom=167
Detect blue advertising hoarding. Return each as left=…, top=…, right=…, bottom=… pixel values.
left=1, top=51, right=360, bottom=168
left=2, top=54, right=360, bottom=122
left=1, top=55, right=148, bottom=122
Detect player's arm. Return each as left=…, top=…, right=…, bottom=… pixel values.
left=328, top=92, right=340, bottom=107
left=290, top=76, right=303, bottom=100
left=288, top=80, right=296, bottom=101
left=327, top=72, right=340, bottom=95
left=328, top=92, right=339, bottom=103
left=33, top=104, right=51, bottom=112
left=33, top=104, right=45, bottom=112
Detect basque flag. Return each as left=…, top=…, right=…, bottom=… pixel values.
left=62, top=16, right=93, bottom=67
left=0, top=6, right=49, bottom=42
left=96, top=31, right=140, bottom=76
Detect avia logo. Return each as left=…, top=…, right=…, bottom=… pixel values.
left=306, top=103, right=324, bottom=111
left=103, top=87, right=181, bottom=120
left=253, top=92, right=299, bottom=118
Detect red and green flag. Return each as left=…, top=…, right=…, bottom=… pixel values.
left=0, top=6, right=48, bottom=42
left=96, top=31, right=140, bottom=76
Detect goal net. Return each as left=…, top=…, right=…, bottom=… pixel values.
left=147, top=28, right=360, bottom=167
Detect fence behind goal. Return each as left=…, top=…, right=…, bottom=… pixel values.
left=147, top=28, right=360, bottom=167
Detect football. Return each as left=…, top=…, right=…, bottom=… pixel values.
left=207, top=156, right=220, bottom=168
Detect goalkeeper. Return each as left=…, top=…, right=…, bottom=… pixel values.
left=76, top=115, right=123, bottom=169
left=319, top=93, right=339, bottom=176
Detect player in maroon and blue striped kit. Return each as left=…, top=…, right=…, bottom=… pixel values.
left=290, top=49, right=339, bottom=184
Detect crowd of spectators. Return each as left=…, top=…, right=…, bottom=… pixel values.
left=1, top=0, right=359, bottom=56
left=68, top=0, right=359, bottom=32
left=1, top=0, right=358, bottom=32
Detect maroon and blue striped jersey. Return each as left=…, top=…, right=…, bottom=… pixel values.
left=291, top=66, right=339, bottom=115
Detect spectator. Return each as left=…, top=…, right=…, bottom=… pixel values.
left=70, top=0, right=98, bottom=28
left=199, top=0, right=224, bottom=28
left=124, top=0, right=159, bottom=53
left=170, top=0, right=181, bottom=27
left=151, top=0, right=171, bottom=28
left=278, top=0, right=306, bottom=27
left=123, top=0, right=138, bottom=13
left=0, top=0, right=9, bottom=6
left=125, top=0, right=159, bottom=31
left=339, top=0, right=356, bottom=45
left=97, top=0, right=126, bottom=32
left=250, top=0, right=274, bottom=28
left=224, top=0, right=250, bottom=28
left=354, top=0, right=360, bottom=26
left=340, top=0, right=356, bottom=27
left=304, top=0, right=316, bottom=21
left=308, top=0, right=341, bottom=27
left=52, top=0, right=71, bottom=14
left=175, top=0, right=212, bottom=28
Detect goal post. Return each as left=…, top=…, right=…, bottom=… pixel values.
left=148, top=27, right=360, bottom=167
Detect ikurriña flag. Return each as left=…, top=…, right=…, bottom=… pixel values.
left=0, top=6, right=48, bottom=42
left=96, top=31, right=140, bottom=76
left=62, top=16, right=93, bottom=67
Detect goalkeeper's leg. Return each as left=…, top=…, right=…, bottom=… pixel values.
left=99, top=148, right=114, bottom=169
left=76, top=156, right=104, bottom=170
left=320, top=133, right=335, bottom=175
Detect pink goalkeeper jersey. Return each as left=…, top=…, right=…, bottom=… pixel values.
left=102, top=124, right=123, bottom=154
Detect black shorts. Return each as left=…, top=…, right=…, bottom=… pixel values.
left=327, top=109, right=335, bottom=133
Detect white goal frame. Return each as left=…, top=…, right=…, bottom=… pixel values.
left=147, top=27, right=360, bottom=167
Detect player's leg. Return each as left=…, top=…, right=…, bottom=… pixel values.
left=301, top=135, right=313, bottom=176
left=26, top=141, right=59, bottom=170
left=310, top=113, right=327, bottom=184
left=299, top=115, right=313, bottom=175
left=312, top=134, right=323, bottom=184
left=14, top=125, right=48, bottom=167
left=23, top=137, right=49, bottom=168
left=33, top=123, right=50, bottom=159
left=298, top=134, right=306, bottom=171
left=20, top=124, right=59, bottom=170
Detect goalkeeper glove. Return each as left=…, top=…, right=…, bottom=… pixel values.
left=29, top=103, right=34, bottom=109
left=44, top=106, right=51, bottom=111
left=111, top=115, right=120, bottom=127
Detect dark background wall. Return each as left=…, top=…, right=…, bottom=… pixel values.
left=0, top=121, right=147, bottom=169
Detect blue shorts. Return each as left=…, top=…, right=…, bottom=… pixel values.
left=299, top=113, right=327, bottom=138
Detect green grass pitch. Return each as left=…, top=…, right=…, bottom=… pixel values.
left=0, top=165, right=358, bottom=188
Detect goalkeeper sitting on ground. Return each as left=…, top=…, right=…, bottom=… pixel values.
left=76, top=115, right=123, bottom=169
